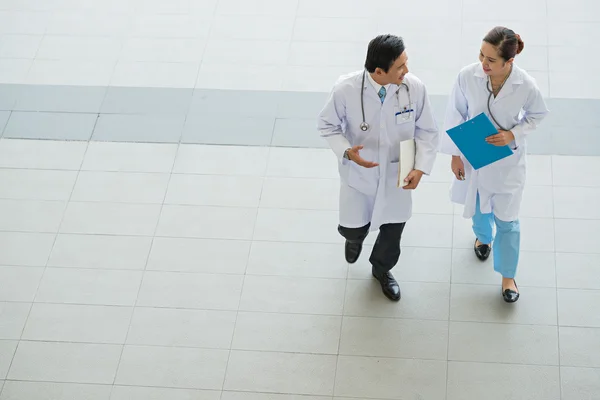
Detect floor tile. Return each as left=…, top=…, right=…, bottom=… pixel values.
left=71, top=171, right=170, bottom=204
left=129, top=14, right=210, bottom=38
left=447, top=362, right=560, bottom=400
left=527, top=155, right=553, bottom=186
left=222, top=393, right=329, bottom=400
left=182, top=115, right=275, bottom=146
left=165, top=174, right=264, bottom=207
left=558, top=289, right=600, bottom=327
left=0, top=139, right=87, bottom=170
left=136, top=271, right=243, bottom=311
left=197, top=63, right=284, bottom=91
left=0, top=199, right=65, bottom=233
left=347, top=246, right=452, bottom=283
left=0, top=340, right=17, bottom=379
left=266, top=147, right=338, bottom=179
left=246, top=241, right=347, bottom=279
left=343, top=281, right=450, bottom=320
left=48, top=234, right=151, bottom=271
left=560, top=366, right=600, bottom=400
left=275, top=90, right=328, bottom=119
left=451, top=249, right=557, bottom=288
left=110, top=61, right=199, bottom=89
left=521, top=185, right=554, bottom=218
left=173, top=144, right=269, bottom=176
left=224, top=350, right=337, bottom=396
left=553, top=155, right=600, bottom=187
left=232, top=311, right=341, bottom=354
left=60, top=202, right=161, bottom=236
left=215, top=0, right=298, bottom=16
left=8, top=341, right=121, bottom=384
left=560, top=327, right=600, bottom=368
left=13, top=85, right=107, bottom=113
left=100, top=86, right=193, bottom=115
left=120, top=37, right=206, bottom=64
left=3, top=111, right=97, bottom=140
left=210, top=15, right=295, bottom=40
left=147, top=237, right=250, bottom=274
left=126, top=307, right=236, bottom=349
left=156, top=205, right=257, bottom=240
left=0, top=34, right=42, bottom=58
left=0, top=266, right=44, bottom=302
left=93, top=114, right=185, bottom=143
left=411, top=182, right=455, bottom=215
left=0, top=169, right=77, bottom=201
left=35, top=268, right=143, bottom=306
left=402, top=214, right=454, bottom=248
left=0, top=84, right=19, bottom=111
left=556, top=253, right=600, bottom=290
left=189, top=89, right=280, bottom=118
left=0, top=302, right=30, bottom=339
left=110, top=386, right=220, bottom=400
left=271, top=118, right=328, bottom=148
left=0, top=59, right=31, bottom=84
left=253, top=208, right=341, bottom=243
left=239, top=275, right=346, bottom=315
left=48, top=234, right=152, bottom=270
left=203, top=39, right=289, bottom=66
left=0, top=381, right=112, bottom=400
left=555, top=219, right=600, bottom=253
left=259, top=177, right=338, bottom=210
left=339, top=316, right=448, bottom=360
left=450, top=284, right=558, bottom=325
left=0, top=111, right=8, bottom=136
left=82, top=142, right=177, bottom=173
left=115, top=345, right=229, bottom=390
left=334, top=355, right=447, bottom=400
left=21, top=303, right=131, bottom=344
left=0, top=232, right=55, bottom=266
left=448, top=321, right=559, bottom=365
left=554, top=186, right=600, bottom=219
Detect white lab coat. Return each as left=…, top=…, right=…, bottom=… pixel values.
left=440, top=62, right=549, bottom=221
left=317, top=70, right=439, bottom=231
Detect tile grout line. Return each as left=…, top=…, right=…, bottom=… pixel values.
left=0, top=131, right=93, bottom=397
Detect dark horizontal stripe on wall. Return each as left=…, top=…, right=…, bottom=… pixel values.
left=0, top=84, right=599, bottom=156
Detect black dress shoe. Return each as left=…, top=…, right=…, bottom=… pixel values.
left=502, top=281, right=519, bottom=303
left=474, top=239, right=491, bottom=261
left=345, top=241, right=362, bottom=264
left=372, top=268, right=401, bottom=301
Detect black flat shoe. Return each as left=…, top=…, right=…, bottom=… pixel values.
left=502, top=281, right=519, bottom=303
left=474, top=239, right=491, bottom=261
left=372, top=268, right=401, bottom=301
left=345, top=241, right=362, bottom=264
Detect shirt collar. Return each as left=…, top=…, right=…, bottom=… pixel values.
left=366, top=71, right=391, bottom=93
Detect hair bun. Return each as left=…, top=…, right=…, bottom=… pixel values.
left=515, top=33, right=525, bottom=54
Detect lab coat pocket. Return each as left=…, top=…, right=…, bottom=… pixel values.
left=346, top=162, right=379, bottom=196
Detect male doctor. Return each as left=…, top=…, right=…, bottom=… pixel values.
left=317, top=34, right=439, bottom=301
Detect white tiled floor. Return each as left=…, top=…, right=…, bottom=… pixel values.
left=0, top=0, right=599, bottom=97
left=1, top=138, right=600, bottom=399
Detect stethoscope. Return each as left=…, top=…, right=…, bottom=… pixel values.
left=359, top=70, right=411, bottom=132
left=485, top=64, right=512, bottom=131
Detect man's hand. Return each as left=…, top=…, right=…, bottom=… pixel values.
left=403, top=169, right=424, bottom=190
left=486, top=130, right=514, bottom=146
left=346, top=145, right=379, bottom=168
left=451, top=155, right=465, bottom=180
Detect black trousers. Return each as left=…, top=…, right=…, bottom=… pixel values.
left=338, top=222, right=406, bottom=274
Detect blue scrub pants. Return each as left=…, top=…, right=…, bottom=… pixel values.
left=472, top=194, right=520, bottom=279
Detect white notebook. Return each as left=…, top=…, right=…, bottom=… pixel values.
left=397, top=139, right=416, bottom=187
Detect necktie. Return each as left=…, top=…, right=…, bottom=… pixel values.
left=378, top=86, right=386, bottom=103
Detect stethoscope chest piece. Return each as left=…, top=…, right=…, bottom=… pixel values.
left=360, top=122, right=369, bottom=131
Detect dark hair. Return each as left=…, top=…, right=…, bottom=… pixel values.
left=364, top=34, right=405, bottom=73
left=483, top=26, right=524, bottom=60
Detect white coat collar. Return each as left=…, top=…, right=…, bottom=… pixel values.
left=475, top=63, right=524, bottom=102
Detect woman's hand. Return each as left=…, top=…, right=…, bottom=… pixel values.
left=486, top=130, right=514, bottom=146
left=451, top=156, right=465, bottom=180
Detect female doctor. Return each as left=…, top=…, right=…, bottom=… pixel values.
left=441, top=27, right=549, bottom=303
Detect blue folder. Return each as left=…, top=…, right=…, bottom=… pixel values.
left=445, top=112, right=513, bottom=170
